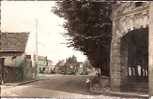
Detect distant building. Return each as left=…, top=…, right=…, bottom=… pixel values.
left=44, top=59, right=55, bottom=74
left=37, top=56, right=55, bottom=74
left=37, top=56, right=48, bottom=73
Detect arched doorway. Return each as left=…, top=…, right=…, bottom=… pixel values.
left=110, top=2, right=153, bottom=95
left=120, top=28, right=148, bottom=93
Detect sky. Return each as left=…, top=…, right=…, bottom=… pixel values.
left=1, top=1, right=87, bottom=64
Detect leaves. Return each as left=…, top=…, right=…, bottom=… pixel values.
left=53, top=0, right=113, bottom=76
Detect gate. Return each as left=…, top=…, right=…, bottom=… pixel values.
left=128, top=65, right=148, bottom=80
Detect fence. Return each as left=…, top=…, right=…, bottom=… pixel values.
left=128, top=65, right=148, bottom=78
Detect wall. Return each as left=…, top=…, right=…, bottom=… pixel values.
left=4, top=66, right=22, bottom=83
left=23, top=57, right=33, bottom=80
left=3, top=55, right=34, bottom=83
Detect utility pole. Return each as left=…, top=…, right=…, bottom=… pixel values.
left=36, top=19, right=38, bottom=58
left=35, top=18, right=39, bottom=79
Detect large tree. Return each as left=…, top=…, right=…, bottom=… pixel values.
left=53, top=0, right=113, bottom=76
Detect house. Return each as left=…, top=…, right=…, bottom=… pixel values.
left=0, top=32, right=30, bottom=83
left=44, top=59, right=55, bottom=74
left=37, top=56, right=48, bottom=73
left=37, top=56, right=55, bottom=74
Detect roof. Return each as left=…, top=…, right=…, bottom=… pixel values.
left=0, top=32, right=29, bottom=53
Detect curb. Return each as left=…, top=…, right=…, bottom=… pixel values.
left=90, top=89, right=149, bottom=98
left=109, top=91, right=149, bottom=98
left=17, top=79, right=40, bottom=86
left=3, top=79, right=40, bottom=86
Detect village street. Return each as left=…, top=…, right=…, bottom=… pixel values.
left=1, top=74, right=148, bottom=99
left=1, top=75, right=91, bottom=98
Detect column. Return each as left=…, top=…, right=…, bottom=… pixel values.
left=110, top=39, right=121, bottom=91
left=149, top=2, right=153, bottom=96
left=110, top=21, right=122, bottom=91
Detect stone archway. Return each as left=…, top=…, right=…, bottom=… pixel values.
left=110, top=2, right=153, bottom=94
left=120, top=28, right=148, bottom=92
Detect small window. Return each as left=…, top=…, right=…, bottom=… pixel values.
left=135, top=2, right=143, bottom=7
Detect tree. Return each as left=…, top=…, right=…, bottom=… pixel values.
left=53, top=0, right=114, bottom=76
left=54, top=60, right=65, bottom=74
left=64, top=55, right=79, bottom=74
left=83, top=60, right=92, bottom=70
left=81, top=60, right=93, bottom=75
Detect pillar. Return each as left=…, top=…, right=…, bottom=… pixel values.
left=110, top=20, right=122, bottom=91
left=149, top=2, right=153, bottom=96
left=110, top=20, right=129, bottom=91
left=110, top=39, right=121, bottom=91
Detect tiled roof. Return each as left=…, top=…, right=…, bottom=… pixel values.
left=0, top=32, right=29, bottom=52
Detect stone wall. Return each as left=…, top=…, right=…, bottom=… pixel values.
left=2, top=55, right=33, bottom=83
left=3, top=66, right=20, bottom=83
left=23, top=57, right=33, bottom=80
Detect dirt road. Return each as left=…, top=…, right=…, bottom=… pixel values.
left=1, top=74, right=147, bottom=99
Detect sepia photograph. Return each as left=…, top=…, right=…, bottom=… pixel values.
left=0, top=0, right=153, bottom=99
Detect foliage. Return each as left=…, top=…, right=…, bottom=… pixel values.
left=53, top=0, right=114, bottom=76
left=54, top=55, right=79, bottom=74
left=79, top=60, right=92, bottom=75
left=64, top=55, right=79, bottom=75
left=83, top=59, right=92, bottom=70
left=54, top=60, right=65, bottom=74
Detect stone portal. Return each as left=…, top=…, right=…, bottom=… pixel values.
left=110, top=2, right=153, bottom=95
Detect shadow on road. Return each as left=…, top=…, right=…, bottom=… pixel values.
left=29, top=75, right=97, bottom=95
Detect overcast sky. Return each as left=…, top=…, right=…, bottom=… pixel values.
left=1, top=1, right=87, bottom=64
